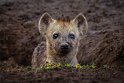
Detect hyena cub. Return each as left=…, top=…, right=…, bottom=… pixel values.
left=32, top=12, right=88, bottom=68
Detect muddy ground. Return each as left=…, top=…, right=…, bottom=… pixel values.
left=0, top=0, right=124, bottom=83
left=0, top=58, right=124, bottom=83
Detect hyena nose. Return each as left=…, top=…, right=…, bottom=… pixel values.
left=60, top=43, right=69, bottom=50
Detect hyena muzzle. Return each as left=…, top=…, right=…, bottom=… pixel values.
left=32, top=12, right=88, bottom=68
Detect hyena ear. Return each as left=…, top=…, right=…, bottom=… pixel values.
left=38, top=12, right=54, bottom=35
left=72, top=13, right=88, bottom=36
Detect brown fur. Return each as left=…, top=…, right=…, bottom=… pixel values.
left=32, top=12, right=88, bottom=68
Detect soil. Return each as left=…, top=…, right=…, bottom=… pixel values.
left=0, top=59, right=124, bottom=83
left=0, top=0, right=124, bottom=83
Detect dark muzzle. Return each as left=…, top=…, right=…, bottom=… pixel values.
left=59, top=43, right=70, bottom=54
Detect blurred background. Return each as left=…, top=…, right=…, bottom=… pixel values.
left=0, top=0, right=123, bottom=67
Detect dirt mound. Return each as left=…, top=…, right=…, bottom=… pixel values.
left=78, top=30, right=124, bottom=66
left=0, top=0, right=124, bottom=66
left=0, top=59, right=124, bottom=83
left=1, top=69, right=124, bottom=83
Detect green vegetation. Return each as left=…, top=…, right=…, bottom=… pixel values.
left=33, top=63, right=97, bottom=71
left=81, top=63, right=96, bottom=69
left=20, top=63, right=98, bottom=72
left=41, top=63, right=71, bottom=70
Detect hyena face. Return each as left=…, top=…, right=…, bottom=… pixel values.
left=38, top=12, right=88, bottom=65
left=46, top=21, right=80, bottom=55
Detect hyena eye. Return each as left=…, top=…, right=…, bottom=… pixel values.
left=68, top=33, right=75, bottom=39
left=53, top=33, right=59, bottom=39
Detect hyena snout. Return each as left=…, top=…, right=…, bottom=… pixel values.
left=59, top=43, right=71, bottom=54
left=60, top=43, right=69, bottom=50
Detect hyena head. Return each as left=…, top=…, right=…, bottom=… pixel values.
left=38, top=12, right=88, bottom=65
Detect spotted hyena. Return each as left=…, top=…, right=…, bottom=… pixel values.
left=32, top=12, right=88, bottom=68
